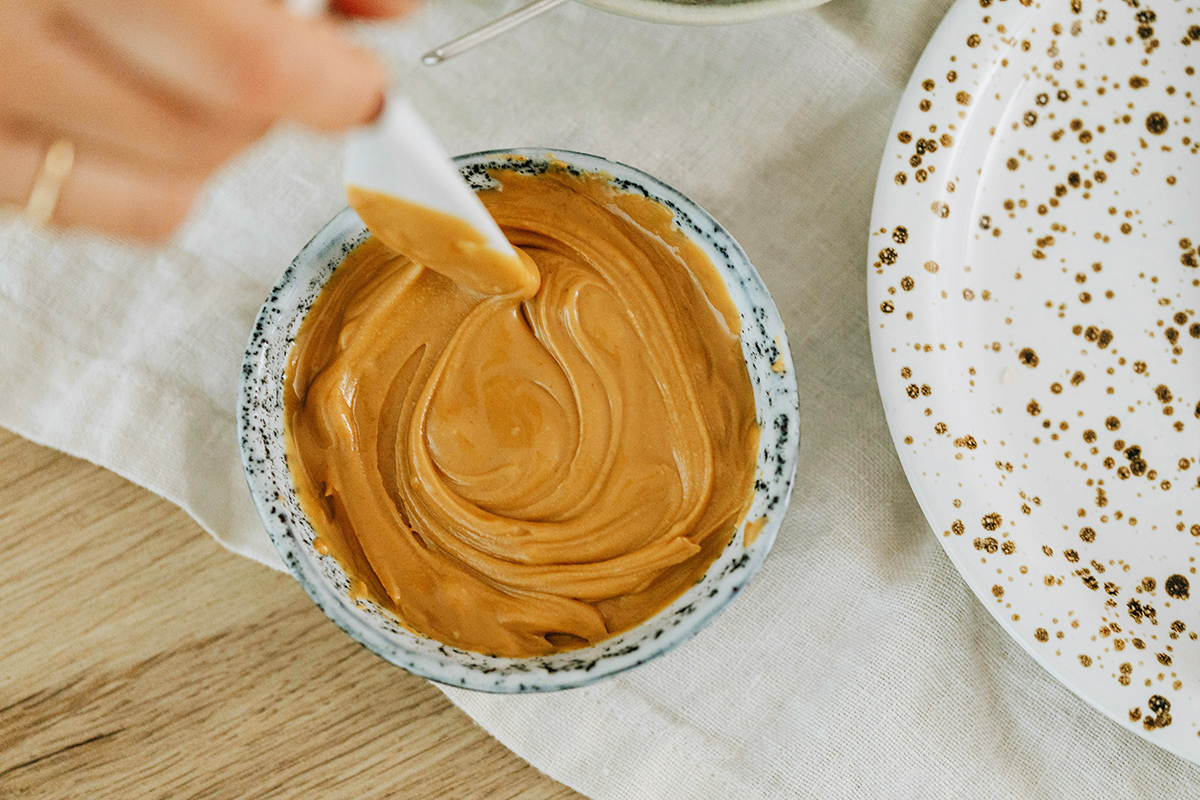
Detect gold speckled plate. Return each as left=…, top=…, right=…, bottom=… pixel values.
left=869, top=0, right=1199, bottom=762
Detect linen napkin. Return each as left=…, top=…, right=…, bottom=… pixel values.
left=3, top=0, right=1199, bottom=796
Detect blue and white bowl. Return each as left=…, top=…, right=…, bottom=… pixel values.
left=238, top=149, right=799, bottom=692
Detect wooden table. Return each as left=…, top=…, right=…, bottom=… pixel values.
left=0, top=428, right=583, bottom=798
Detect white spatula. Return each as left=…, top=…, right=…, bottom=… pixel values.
left=344, top=95, right=537, bottom=296
left=285, top=0, right=536, bottom=296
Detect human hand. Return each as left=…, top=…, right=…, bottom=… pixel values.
left=0, top=0, right=417, bottom=241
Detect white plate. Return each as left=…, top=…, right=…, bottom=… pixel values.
left=583, top=0, right=828, bottom=25
left=869, top=0, right=1200, bottom=762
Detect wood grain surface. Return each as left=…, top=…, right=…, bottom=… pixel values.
left=0, top=428, right=583, bottom=799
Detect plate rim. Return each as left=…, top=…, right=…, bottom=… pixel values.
left=865, top=0, right=1200, bottom=765
left=581, top=0, right=826, bottom=24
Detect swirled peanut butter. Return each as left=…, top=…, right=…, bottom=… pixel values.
left=346, top=187, right=540, bottom=297
left=285, top=164, right=759, bottom=658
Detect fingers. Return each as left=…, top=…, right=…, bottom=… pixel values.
left=332, top=0, right=421, bottom=19
left=0, top=0, right=399, bottom=242
left=0, top=32, right=264, bottom=175
left=65, top=0, right=387, bottom=132
left=0, top=132, right=202, bottom=242
left=235, top=3, right=388, bottom=130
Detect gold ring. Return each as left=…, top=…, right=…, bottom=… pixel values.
left=24, top=139, right=75, bottom=226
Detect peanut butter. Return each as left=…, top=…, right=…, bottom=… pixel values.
left=346, top=186, right=540, bottom=297
left=285, top=164, right=759, bottom=658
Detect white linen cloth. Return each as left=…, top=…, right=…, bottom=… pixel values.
left=3, top=0, right=1199, bottom=795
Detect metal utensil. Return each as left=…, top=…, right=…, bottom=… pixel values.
left=422, top=0, right=571, bottom=65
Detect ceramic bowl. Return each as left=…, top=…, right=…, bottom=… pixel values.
left=238, top=148, right=799, bottom=692
left=584, top=0, right=829, bottom=24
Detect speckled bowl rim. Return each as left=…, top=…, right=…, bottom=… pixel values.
left=583, top=0, right=828, bottom=25
left=238, top=148, right=799, bottom=692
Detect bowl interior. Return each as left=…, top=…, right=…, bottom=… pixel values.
left=238, top=148, right=800, bottom=692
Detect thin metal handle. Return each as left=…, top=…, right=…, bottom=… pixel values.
left=422, top=0, right=571, bottom=66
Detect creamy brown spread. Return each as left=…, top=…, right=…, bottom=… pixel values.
left=743, top=516, right=768, bottom=547
left=285, top=164, right=759, bottom=658
left=346, top=186, right=539, bottom=297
